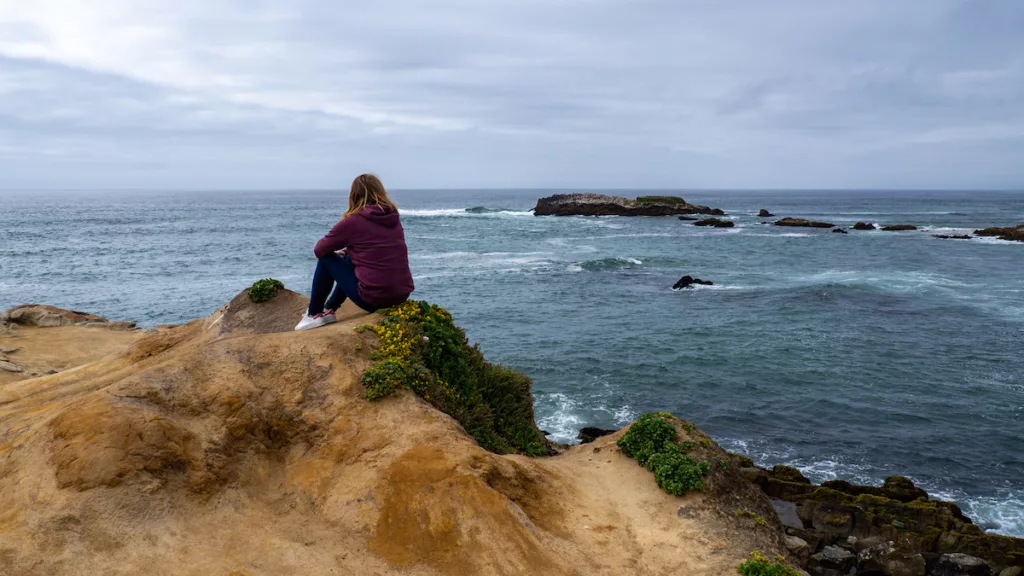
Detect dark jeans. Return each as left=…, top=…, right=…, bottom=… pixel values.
left=308, top=254, right=375, bottom=315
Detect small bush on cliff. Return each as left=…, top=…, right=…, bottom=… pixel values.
left=617, top=413, right=710, bottom=496
left=362, top=300, right=549, bottom=456
left=737, top=551, right=799, bottom=576
left=248, top=278, right=284, bottom=303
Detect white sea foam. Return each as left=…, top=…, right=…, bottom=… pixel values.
left=400, top=208, right=532, bottom=218
left=535, top=393, right=584, bottom=443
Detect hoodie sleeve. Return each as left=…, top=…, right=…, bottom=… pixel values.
left=313, top=217, right=353, bottom=258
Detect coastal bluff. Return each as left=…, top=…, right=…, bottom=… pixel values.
left=534, top=193, right=725, bottom=216
left=0, top=294, right=785, bottom=576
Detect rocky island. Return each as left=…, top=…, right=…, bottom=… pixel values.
left=1, top=292, right=1021, bottom=576
left=534, top=193, right=725, bottom=216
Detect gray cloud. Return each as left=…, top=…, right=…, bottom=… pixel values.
left=0, top=0, right=1022, bottom=189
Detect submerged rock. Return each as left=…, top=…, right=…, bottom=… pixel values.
left=758, top=209, right=775, bottom=217
left=534, top=193, right=725, bottom=216
left=774, top=217, right=836, bottom=229
left=672, top=275, right=714, bottom=290
left=832, top=228, right=848, bottom=234
left=693, top=218, right=735, bottom=228
left=934, top=234, right=972, bottom=240
left=678, top=215, right=698, bottom=221
left=881, top=224, right=918, bottom=231
left=853, top=222, right=876, bottom=230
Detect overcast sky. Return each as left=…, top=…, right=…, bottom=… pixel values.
left=1, top=1, right=1022, bottom=190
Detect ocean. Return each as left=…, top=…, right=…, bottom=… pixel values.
left=1, top=188, right=1022, bottom=536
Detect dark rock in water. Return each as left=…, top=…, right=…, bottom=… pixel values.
left=775, top=217, right=836, bottom=228
left=881, top=224, right=918, bottom=231
left=672, top=275, right=714, bottom=290
left=693, top=218, right=734, bottom=228
left=678, top=215, right=698, bottom=221
left=533, top=193, right=725, bottom=216
left=832, top=228, right=848, bottom=234
left=743, top=465, right=1024, bottom=573
left=930, top=553, right=990, bottom=576
left=852, top=222, right=876, bottom=230
left=577, top=427, right=617, bottom=444
left=758, top=209, right=775, bottom=217
left=974, top=224, right=1024, bottom=242
left=934, top=234, right=972, bottom=240
left=808, top=545, right=856, bottom=575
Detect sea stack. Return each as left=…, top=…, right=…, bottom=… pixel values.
left=534, top=193, right=725, bottom=217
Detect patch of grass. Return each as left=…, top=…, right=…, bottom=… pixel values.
left=361, top=300, right=549, bottom=456
left=699, top=438, right=712, bottom=448
left=248, top=278, right=284, bottom=303
left=617, top=413, right=710, bottom=496
left=720, top=459, right=729, bottom=470
left=737, top=552, right=800, bottom=576
left=634, top=195, right=687, bottom=206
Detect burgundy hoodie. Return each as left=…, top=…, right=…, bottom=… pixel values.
left=313, top=206, right=414, bottom=307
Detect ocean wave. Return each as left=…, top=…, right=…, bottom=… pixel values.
left=575, top=257, right=643, bottom=271
left=793, top=269, right=972, bottom=292
left=535, top=393, right=585, bottom=443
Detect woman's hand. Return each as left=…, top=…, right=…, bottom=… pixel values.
left=335, top=249, right=348, bottom=257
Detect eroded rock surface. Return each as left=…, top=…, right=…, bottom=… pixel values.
left=534, top=193, right=725, bottom=216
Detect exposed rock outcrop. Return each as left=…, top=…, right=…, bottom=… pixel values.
left=833, top=228, right=848, bottom=234
left=577, top=427, right=617, bottom=444
left=534, top=193, right=725, bottom=216
left=759, top=209, right=775, bottom=217
left=775, top=217, right=836, bottom=229
left=739, top=463, right=1024, bottom=575
left=853, top=222, right=876, bottom=230
left=673, top=275, right=714, bottom=290
left=693, top=218, right=735, bottom=228
left=881, top=225, right=918, bottom=231
left=974, top=225, right=1024, bottom=242
left=3, top=304, right=136, bottom=330
left=0, top=292, right=785, bottom=576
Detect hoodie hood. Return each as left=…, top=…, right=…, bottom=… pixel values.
left=358, top=205, right=401, bottom=228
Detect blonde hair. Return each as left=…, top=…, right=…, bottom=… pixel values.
left=344, top=173, right=398, bottom=217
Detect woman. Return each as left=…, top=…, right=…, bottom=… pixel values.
left=295, top=174, right=415, bottom=331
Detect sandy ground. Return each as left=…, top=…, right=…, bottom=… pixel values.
left=0, top=292, right=787, bottom=576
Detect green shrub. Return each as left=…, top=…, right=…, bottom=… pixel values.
left=737, top=552, right=799, bottom=576
left=617, top=413, right=710, bottom=496
left=361, top=300, right=549, bottom=456
left=634, top=195, right=687, bottom=206
left=647, top=451, right=710, bottom=495
left=616, top=413, right=678, bottom=466
left=249, top=278, right=284, bottom=303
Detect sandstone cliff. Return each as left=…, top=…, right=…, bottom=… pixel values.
left=0, top=292, right=785, bottom=576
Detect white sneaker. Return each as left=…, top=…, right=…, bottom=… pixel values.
left=294, top=312, right=337, bottom=331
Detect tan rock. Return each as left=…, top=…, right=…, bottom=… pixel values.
left=0, top=291, right=788, bottom=576
left=0, top=360, right=23, bottom=372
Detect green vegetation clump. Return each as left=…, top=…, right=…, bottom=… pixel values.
left=248, top=278, right=284, bottom=303
left=648, top=450, right=710, bottom=495
left=616, top=413, right=679, bottom=466
left=634, top=195, right=687, bottom=206
left=616, top=413, right=710, bottom=496
left=736, top=510, right=769, bottom=528
left=361, top=300, right=549, bottom=456
left=737, top=552, right=800, bottom=576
